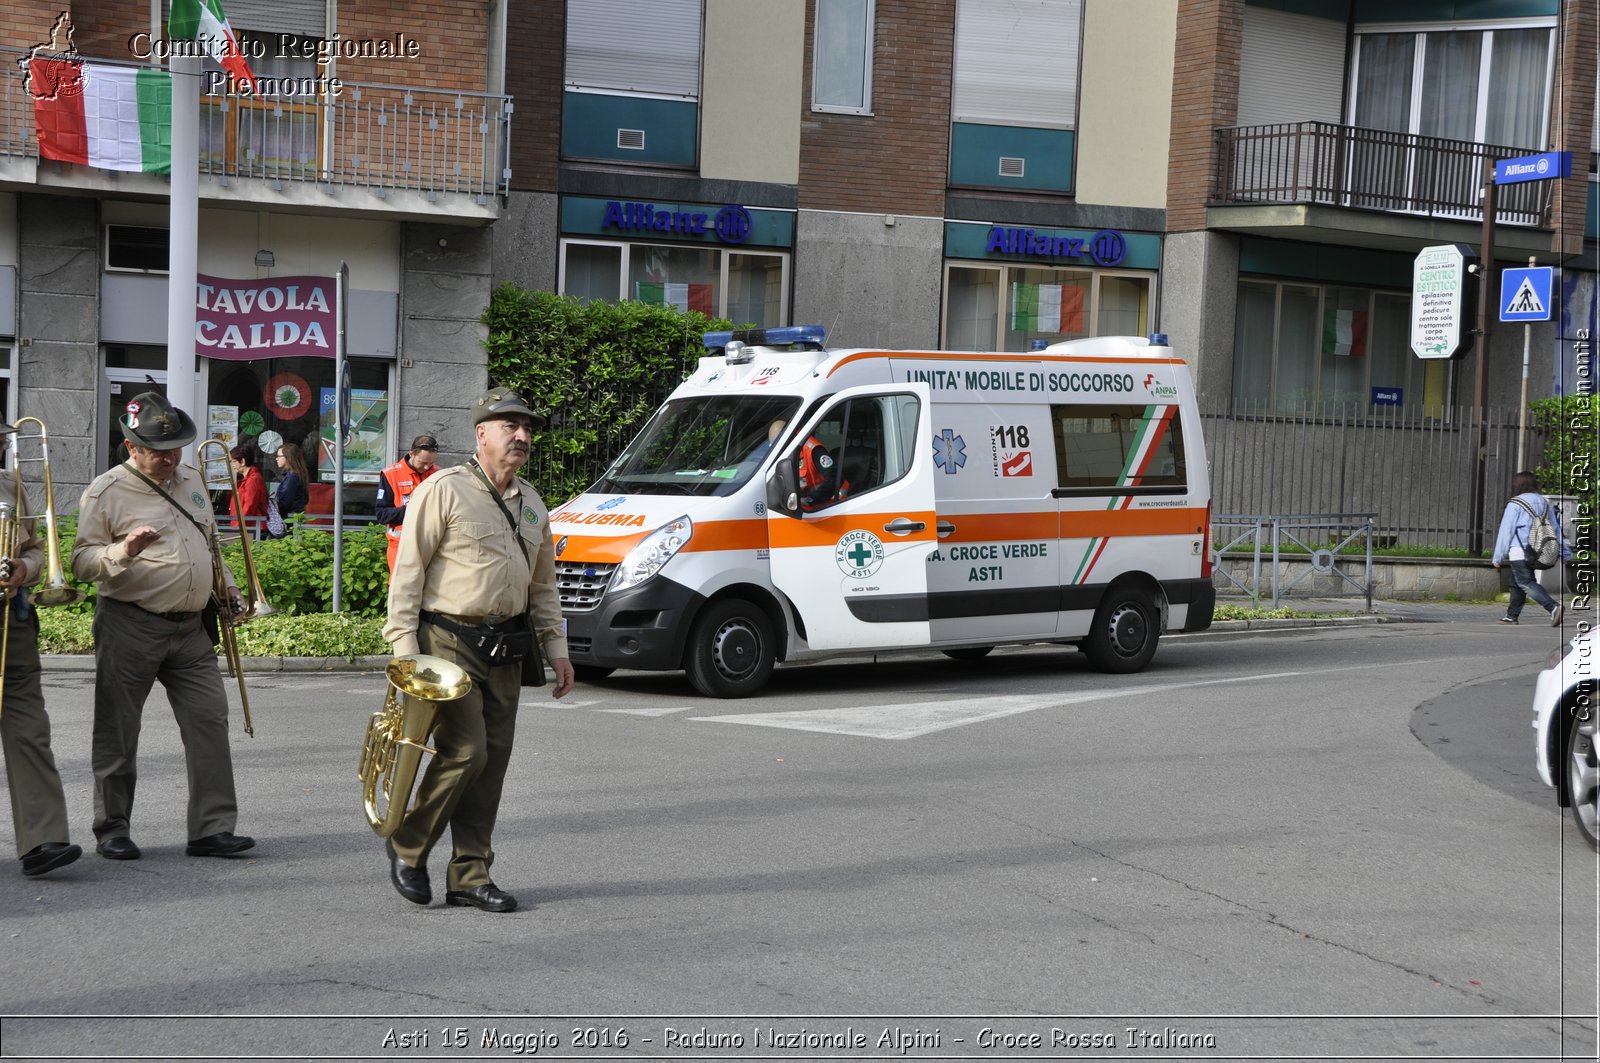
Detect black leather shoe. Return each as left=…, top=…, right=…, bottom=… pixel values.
left=96, top=836, right=141, bottom=861
left=445, top=883, right=518, bottom=913
left=185, top=832, right=256, bottom=857
left=21, top=842, right=82, bottom=877
left=387, top=840, right=430, bottom=905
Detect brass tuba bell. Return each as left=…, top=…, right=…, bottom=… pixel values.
left=358, top=654, right=473, bottom=837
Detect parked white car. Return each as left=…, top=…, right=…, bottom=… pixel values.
left=1531, top=629, right=1599, bottom=849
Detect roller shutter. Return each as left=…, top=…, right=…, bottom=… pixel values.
left=1238, top=5, right=1345, bottom=128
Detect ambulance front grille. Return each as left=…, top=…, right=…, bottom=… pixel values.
left=556, top=561, right=615, bottom=612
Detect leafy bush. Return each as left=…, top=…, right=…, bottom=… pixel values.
left=483, top=284, right=735, bottom=503
left=230, top=519, right=390, bottom=618
left=37, top=605, right=387, bottom=657
left=1531, top=393, right=1599, bottom=501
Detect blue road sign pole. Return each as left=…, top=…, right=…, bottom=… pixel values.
left=1518, top=256, right=1537, bottom=469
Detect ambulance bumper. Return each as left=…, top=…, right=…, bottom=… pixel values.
left=1168, top=578, right=1216, bottom=632
left=563, top=577, right=705, bottom=670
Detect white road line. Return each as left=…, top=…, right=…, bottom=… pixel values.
left=597, top=705, right=703, bottom=717
left=693, top=670, right=1307, bottom=740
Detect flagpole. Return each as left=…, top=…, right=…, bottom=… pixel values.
left=166, top=53, right=200, bottom=428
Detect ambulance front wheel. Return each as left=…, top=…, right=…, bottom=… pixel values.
left=686, top=598, right=776, bottom=698
left=1084, top=588, right=1159, bottom=673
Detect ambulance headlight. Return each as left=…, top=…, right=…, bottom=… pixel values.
left=610, top=515, right=693, bottom=593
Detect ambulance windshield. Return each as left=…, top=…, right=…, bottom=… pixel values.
left=593, top=395, right=803, bottom=496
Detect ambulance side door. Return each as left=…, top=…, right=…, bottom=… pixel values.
left=766, top=382, right=936, bottom=651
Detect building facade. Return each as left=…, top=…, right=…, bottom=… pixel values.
left=2, top=0, right=1595, bottom=544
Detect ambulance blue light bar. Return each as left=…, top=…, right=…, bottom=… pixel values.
left=702, top=325, right=827, bottom=351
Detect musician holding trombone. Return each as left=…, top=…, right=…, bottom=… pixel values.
left=0, top=421, right=81, bottom=877
left=69, top=392, right=256, bottom=862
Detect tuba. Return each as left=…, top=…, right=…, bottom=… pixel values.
left=359, top=654, right=472, bottom=837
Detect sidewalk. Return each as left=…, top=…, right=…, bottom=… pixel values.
left=37, top=596, right=1521, bottom=673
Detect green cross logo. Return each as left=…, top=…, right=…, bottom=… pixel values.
left=834, top=530, right=884, bottom=578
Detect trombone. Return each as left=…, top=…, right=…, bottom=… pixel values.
left=198, top=438, right=279, bottom=738
left=0, top=419, right=85, bottom=721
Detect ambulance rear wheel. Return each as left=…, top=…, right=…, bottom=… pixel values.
left=1084, top=589, right=1158, bottom=673
left=941, top=647, right=994, bottom=661
left=686, top=599, right=775, bottom=698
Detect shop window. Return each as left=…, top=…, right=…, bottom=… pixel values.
left=1232, top=279, right=1450, bottom=415
left=202, top=356, right=391, bottom=516
left=813, top=0, right=874, bottom=114
left=559, top=239, right=789, bottom=327
left=942, top=263, right=1151, bottom=351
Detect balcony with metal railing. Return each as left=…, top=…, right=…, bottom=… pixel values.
left=1211, top=122, right=1563, bottom=253
left=0, top=47, right=512, bottom=219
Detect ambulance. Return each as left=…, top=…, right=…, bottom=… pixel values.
left=549, top=326, right=1215, bottom=697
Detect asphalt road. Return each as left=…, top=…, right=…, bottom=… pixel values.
left=1, top=602, right=1597, bottom=1062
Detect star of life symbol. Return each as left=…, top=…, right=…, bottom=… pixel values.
left=933, top=429, right=966, bottom=475
left=834, top=529, right=885, bottom=579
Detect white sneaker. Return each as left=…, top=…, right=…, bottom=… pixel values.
left=1550, top=604, right=1563, bottom=627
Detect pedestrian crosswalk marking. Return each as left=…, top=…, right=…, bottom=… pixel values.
left=693, top=670, right=1306, bottom=739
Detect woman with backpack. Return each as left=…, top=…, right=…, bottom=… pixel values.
left=1491, top=470, right=1570, bottom=626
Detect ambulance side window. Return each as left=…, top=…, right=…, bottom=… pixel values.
left=1053, top=403, right=1186, bottom=491
left=797, top=393, right=919, bottom=510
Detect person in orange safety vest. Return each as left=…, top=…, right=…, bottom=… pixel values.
left=797, top=433, right=848, bottom=511
left=375, top=434, right=440, bottom=572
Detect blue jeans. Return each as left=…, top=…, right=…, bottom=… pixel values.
left=1507, top=558, right=1557, bottom=619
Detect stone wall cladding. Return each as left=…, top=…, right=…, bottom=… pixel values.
left=1166, top=0, right=1241, bottom=234
left=798, top=0, right=953, bottom=217
left=18, top=195, right=100, bottom=510
left=398, top=222, right=494, bottom=466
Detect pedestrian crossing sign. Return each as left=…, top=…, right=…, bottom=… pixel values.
left=1500, top=266, right=1553, bottom=322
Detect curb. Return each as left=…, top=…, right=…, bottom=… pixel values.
left=1199, top=614, right=1393, bottom=633
left=40, top=654, right=390, bottom=674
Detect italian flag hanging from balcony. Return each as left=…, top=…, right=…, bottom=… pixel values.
left=1322, top=308, right=1368, bottom=357
left=169, top=0, right=258, bottom=93
left=28, top=61, right=173, bottom=173
left=635, top=282, right=714, bottom=315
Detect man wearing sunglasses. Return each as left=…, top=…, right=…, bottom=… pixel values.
left=376, top=434, right=440, bottom=573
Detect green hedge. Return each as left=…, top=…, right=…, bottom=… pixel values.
left=1531, top=393, right=1599, bottom=502
left=38, top=607, right=386, bottom=657
left=483, top=284, right=735, bottom=503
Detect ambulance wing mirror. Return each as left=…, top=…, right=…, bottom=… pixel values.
left=767, top=454, right=801, bottom=517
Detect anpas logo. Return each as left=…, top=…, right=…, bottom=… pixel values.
left=835, top=530, right=885, bottom=579
left=596, top=496, right=627, bottom=511
left=1142, top=372, right=1179, bottom=400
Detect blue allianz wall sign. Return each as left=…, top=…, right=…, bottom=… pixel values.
left=602, top=201, right=752, bottom=245
left=1371, top=387, right=1402, bottom=407
left=985, top=227, right=1127, bottom=267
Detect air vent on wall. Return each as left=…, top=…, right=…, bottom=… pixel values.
left=617, top=129, right=646, bottom=150
left=998, top=156, right=1025, bottom=178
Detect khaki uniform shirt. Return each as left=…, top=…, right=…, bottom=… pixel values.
left=71, top=463, right=223, bottom=615
left=0, top=478, right=46, bottom=592
left=385, top=463, right=569, bottom=660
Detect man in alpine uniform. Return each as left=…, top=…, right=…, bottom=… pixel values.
left=376, top=435, right=440, bottom=573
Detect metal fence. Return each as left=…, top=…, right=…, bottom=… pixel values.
left=1213, top=513, right=1376, bottom=608
left=1204, top=405, right=1537, bottom=552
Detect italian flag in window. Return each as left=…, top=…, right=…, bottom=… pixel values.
left=1010, top=283, right=1085, bottom=333
left=1323, top=308, right=1368, bottom=357
left=636, top=282, right=713, bottom=315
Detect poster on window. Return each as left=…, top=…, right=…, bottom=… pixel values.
left=204, top=405, right=239, bottom=484
left=318, top=387, right=386, bottom=483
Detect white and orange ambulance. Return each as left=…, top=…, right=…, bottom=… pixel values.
left=549, top=326, right=1215, bottom=697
